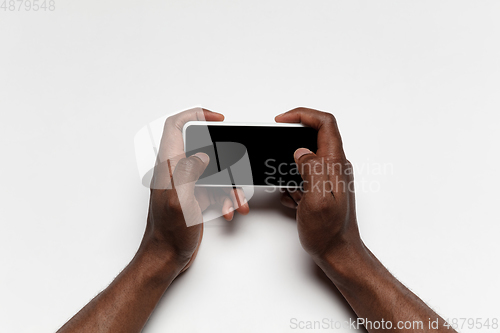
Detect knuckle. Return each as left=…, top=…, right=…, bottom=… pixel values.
left=299, top=156, right=322, bottom=175
left=301, top=154, right=319, bottom=165
left=164, top=116, right=175, bottom=129
left=164, top=114, right=183, bottom=131
left=310, top=160, right=324, bottom=175
left=324, top=153, right=346, bottom=167
left=324, top=157, right=350, bottom=173
left=187, top=156, right=204, bottom=170
left=323, top=112, right=337, bottom=124
left=175, top=159, right=190, bottom=171
left=177, top=157, right=199, bottom=172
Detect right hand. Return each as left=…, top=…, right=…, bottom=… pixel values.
left=276, top=108, right=362, bottom=261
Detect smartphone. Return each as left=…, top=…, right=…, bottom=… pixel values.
left=183, top=122, right=318, bottom=187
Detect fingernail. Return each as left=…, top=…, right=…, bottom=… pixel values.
left=193, top=152, right=209, bottom=164
left=294, top=148, right=312, bottom=161
left=203, top=109, right=225, bottom=119
left=211, top=111, right=224, bottom=117
left=275, top=112, right=285, bottom=118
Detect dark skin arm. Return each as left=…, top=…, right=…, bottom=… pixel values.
left=277, top=107, right=457, bottom=333
left=57, top=107, right=454, bottom=333
left=57, top=109, right=249, bottom=333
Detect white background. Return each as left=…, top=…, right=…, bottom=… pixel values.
left=1, top=1, right=499, bottom=332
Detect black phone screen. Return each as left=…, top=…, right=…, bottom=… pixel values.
left=184, top=124, right=318, bottom=187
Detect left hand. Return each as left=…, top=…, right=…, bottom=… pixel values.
left=140, top=108, right=250, bottom=276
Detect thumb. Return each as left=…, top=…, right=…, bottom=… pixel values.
left=293, top=148, right=327, bottom=194
left=169, top=153, right=210, bottom=227
left=171, top=153, right=210, bottom=191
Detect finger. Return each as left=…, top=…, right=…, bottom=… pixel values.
left=286, top=188, right=303, bottom=203
left=293, top=148, right=330, bottom=196
left=208, top=189, right=235, bottom=221
left=275, top=107, right=345, bottom=159
left=217, top=187, right=250, bottom=215
left=229, top=188, right=250, bottom=215
left=156, top=108, right=224, bottom=178
left=280, top=190, right=297, bottom=209
left=221, top=196, right=235, bottom=221
left=209, top=188, right=248, bottom=219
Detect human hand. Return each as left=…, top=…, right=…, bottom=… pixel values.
left=276, top=108, right=362, bottom=262
left=140, top=108, right=249, bottom=277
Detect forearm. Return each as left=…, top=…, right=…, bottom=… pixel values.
left=57, top=244, right=182, bottom=333
left=316, top=241, right=456, bottom=333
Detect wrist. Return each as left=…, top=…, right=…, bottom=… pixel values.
left=313, top=237, right=374, bottom=288
left=135, top=237, right=186, bottom=283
